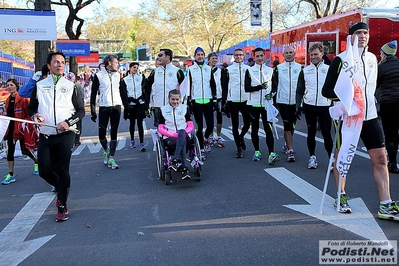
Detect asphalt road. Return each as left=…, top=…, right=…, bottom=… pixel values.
left=0, top=111, right=398, bottom=266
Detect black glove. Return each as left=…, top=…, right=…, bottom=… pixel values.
left=296, top=107, right=302, bottom=120
left=264, top=93, right=272, bottom=101
left=212, top=100, right=218, bottom=111
left=222, top=102, right=231, bottom=118
left=261, top=81, right=268, bottom=90
left=187, top=99, right=193, bottom=115
left=123, top=109, right=129, bottom=120
left=91, top=111, right=97, bottom=123
left=145, top=109, right=152, bottom=118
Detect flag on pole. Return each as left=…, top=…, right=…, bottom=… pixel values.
left=328, top=35, right=364, bottom=178
left=262, top=71, right=279, bottom=139
left=0, top=116, right=10, bottom=141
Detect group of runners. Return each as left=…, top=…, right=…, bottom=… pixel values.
left=1, top=21, right=398, bottom=223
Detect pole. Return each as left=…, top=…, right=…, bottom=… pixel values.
left=319, top=118, right=342, bottom=214
left=0, top=115, right=80, bottom=134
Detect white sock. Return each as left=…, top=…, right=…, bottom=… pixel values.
left=380, top=200, right=392, bottom=205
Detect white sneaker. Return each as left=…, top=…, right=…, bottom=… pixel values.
left=329, top=158, right=335, bottom=172
left=308, top=155, right=318, bottom=169
left=282, top=144, right=289, bottom=155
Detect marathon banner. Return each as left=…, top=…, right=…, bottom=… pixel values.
left=56, top=40, right=91, bottom=56
left=250, top=0, right=262, bottom=26
left=0, top=9, right=56, bottom=40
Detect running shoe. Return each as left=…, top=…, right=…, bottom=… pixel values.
left=204, top=139, right=212, bottom=152
left=170, top=158, right=179, bottom=171
left=51, top=186, right=57, bottom=193
left=287, top=149, right=295, bottom=162
left=378, top=201, right=399, bottom=221
left=55, top=205, right=69, bottom=222
left=209, top=138, right=215, bottom=147
left=33, top=163, right=39, bottom=175
left=130, top=140, right=136, bottom=149
left=103, top=151, right=110, bottom=165
left=308, top=155, right=318, bottom=169
left=200, top=149, right=206, bottom=161
left=181, top=167, right=191, bottom=180
left=139, top=143, right=146, bottom=152
left=107, top=158, right=119, bottom=170
left=282, top=144, right=289, bottom=155
left=235, top=147, right=244, bottom=158
left=252, top=151, right=261, bottom=162
left=329, top=158, right=335, bottom=172
left=240, top=137, right=246, bottom=150
left=388, top=163, right=399, bottom=174
left=268, top=152, right=280, bottom=165
left=334, top=194, right=352, bottom=213
left=216, top=137, right=225, bottom=148
left=2, top=174, right=16, bottom=185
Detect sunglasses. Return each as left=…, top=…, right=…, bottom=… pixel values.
left=158, top=53, right=165, bottom=57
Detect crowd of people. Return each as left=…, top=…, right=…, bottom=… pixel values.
left=1, top=21, right=398, bottom=223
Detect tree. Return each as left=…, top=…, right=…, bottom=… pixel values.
left=50, top=0, right=99, bottom=75
left=32, top=0, right=51, bottom=70
left=87, top=7, right=135, bottom=55
left=26, top=0, right=99, bottom=73
left=137, top=0, right=251, bottom=56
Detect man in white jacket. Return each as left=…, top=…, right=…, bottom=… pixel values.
left=29, top=51, right=85, bottom=222
left=222, top=48, right=250, bottom=158
left=322, top=22, right=399, bottom=220
left=90, top=54, right=129, bottom=170
left=244, top=47, right=280, bottom=164
left=296, top=43, right=332, bottom=169
left=144, top=49, right=185, bottom=127
left=272, top=46, right=302, bottom=162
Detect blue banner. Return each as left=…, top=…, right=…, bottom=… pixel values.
left=56, top=40, right=91, bottom=56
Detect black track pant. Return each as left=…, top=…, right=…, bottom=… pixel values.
left=98, top=106, right=121, bottom=156
left=228, top=101, right=250, bottom=148
left=380, top=102, right=399, bottom=164
left=249, top=105, right=274, bottom=154
left=128, top=105, right=144, bottom=143
left=192, top=101, right=214, bottom=149
left=38, top=131, right=74, bottom=206
left=303, top=103, right=333, bottom=157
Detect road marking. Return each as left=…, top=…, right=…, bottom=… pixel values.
left=71, top=122, right=369, bottom=159
left=0, top=192, right=56, bottom=266
left=265, top=167, right=388, bottom=241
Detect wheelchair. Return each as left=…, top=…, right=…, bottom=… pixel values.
left=155, top=130, right=202, bottom=185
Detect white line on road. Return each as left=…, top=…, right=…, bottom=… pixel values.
left=0, top=192, right=56, bottom=266
left=265, top=167, right=388, bottom=241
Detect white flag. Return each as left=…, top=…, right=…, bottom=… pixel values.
left=329, top=36, right=365, bottom=178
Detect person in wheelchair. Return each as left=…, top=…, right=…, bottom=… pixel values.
left=158, top=89, right=194, bottom=179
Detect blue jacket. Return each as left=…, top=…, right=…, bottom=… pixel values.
left=18, top=78, right=36, bottom=98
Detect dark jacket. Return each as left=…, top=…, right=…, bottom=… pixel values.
left=377, top=55, right=399, bottom=104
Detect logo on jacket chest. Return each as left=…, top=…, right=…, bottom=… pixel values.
left=60, top=86, right=68, bottom=93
